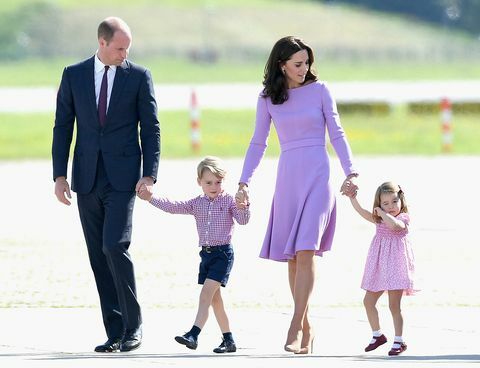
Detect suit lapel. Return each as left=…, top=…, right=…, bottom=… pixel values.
left=107, top=60, right=131, bottom=125
left=84, top=57, right=99, bottom=129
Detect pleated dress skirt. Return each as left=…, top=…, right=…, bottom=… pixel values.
left=259, top=138, right=336, bottom=262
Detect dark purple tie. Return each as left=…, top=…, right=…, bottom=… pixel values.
left=98, top=65, right=109, bottom=126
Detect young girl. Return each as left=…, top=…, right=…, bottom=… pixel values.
left=137, top=156, right=250, bottom=353
left=349, top=181, right=416, bottom=356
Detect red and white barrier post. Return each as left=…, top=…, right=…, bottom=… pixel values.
left=440, top=97, right=452, bottom=152
left=190, top=89, right=201, bottom=153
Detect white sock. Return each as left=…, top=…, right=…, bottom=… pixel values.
left=369, top=330, right=382, bottom=344
left=392, top=336, right=403, bottom=348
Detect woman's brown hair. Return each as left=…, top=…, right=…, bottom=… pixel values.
left=262, top=36, right=317, bottom=105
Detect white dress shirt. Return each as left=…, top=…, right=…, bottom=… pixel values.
left=94, top=54, right=117, bottom=111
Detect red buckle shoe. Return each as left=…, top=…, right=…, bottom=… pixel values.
left=364, top=334, right=387, bottom=352
left=388, top=342, right=407, bottom=356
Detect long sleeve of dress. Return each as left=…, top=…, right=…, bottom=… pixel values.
left=321, top=83, right=357, bottom=176
left=239, top=95, right=272, bottom=185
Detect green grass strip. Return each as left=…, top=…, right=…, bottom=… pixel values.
left=1, top=108, right=479, bottom=159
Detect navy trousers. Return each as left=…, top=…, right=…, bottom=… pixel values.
left=77, top=155, right=141, bottom=339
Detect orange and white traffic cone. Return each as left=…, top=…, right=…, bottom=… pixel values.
left=441, top=97, right=452, bottom=153
left=190, top=89, right=201, bottom=153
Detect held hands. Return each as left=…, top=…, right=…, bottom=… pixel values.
left=340, top=176, right=359, bottom=198
left=137, top=183, right=153, bottom=201
left=54, top=176, right=72, bottom=206
left=235, top=184, right=249, bottom=209
left=136, top=177, right=154, bottom=201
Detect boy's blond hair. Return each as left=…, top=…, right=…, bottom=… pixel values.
left=197, top=156, right=227, bottom=179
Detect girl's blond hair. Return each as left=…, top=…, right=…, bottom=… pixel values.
left=372, top=181, right=408, bottom=223
left=197, top=156, right=227, bottom=179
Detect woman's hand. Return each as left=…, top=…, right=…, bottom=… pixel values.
left=340, top=175, right=358, bottom=198
left=235, top=191, right=249, bottom=209
left=236, top=183, right=249, bottom=207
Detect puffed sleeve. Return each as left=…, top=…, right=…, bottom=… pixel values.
left=396, top=212, right=410, bottom=228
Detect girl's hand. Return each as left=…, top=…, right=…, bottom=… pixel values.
left=374, top=207, right=405, bottom=230
left=373, top=207, right=384, bottom=217
left=340, top=176, right=358, bottom=198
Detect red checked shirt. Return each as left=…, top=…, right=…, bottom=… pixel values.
left=149, top=192, right=250, bottom=247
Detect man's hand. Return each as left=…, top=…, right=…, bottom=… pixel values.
left=136, top=177, right=154, bottom=201
left=137, top=183, right=153, bottom=201
left=135, top=176, right=154, bottom=193
left=54, top=176, right=72, bottom=206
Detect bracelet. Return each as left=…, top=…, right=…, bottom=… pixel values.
left=347, top=173, right=359, bottom=179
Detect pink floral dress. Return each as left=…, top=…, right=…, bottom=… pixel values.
left=361, top=213, right=417, bottom=295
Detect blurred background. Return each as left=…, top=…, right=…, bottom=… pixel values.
left=0, top=0, right=479, bottom=158
left=2, top=0, right=480, bottom=69
left=0, top=0, right=479, bottom=312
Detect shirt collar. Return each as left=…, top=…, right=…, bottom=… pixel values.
left=95, top=52, right=117, bottom=74
left=201, top=191, right=225, bottom=202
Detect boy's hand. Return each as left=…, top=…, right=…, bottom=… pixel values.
left=137, top=183, right=153, bottom=201
left=235, top=190, right=249, bottom=209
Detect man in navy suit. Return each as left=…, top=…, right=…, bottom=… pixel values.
left=52, top=17, right=160, bottom=353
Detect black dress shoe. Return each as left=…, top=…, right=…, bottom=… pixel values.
left=213, top=338, right=236, bottom=353
left=175, top=333, right=198, bottom=350
left=120, top=329, right=142, bottom=352
left=94, top=338, right=122, bottom=353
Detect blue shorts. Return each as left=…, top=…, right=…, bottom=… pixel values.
left=198, top=244, right=234, bottom=287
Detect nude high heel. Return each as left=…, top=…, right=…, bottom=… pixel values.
left=295, top=337, right=314, bottom=354
left=295, top=330, right=315, bottom=355
left=284, top=329, right=302, bottom=353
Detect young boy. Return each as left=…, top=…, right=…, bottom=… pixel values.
left=137, top=156, right=250, bottom=353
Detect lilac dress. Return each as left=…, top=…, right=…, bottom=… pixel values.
left=361, top=213, right=417, bottom=295
left=240, top=81, right=356, bottom=262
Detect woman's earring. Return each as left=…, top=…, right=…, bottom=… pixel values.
left=282, top=68, right=286, bottom=75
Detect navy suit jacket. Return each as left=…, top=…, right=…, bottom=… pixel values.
left=52, top=56, right=160, bottom=193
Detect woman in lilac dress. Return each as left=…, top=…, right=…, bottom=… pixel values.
left=236, top=36, right=358, bottom=354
